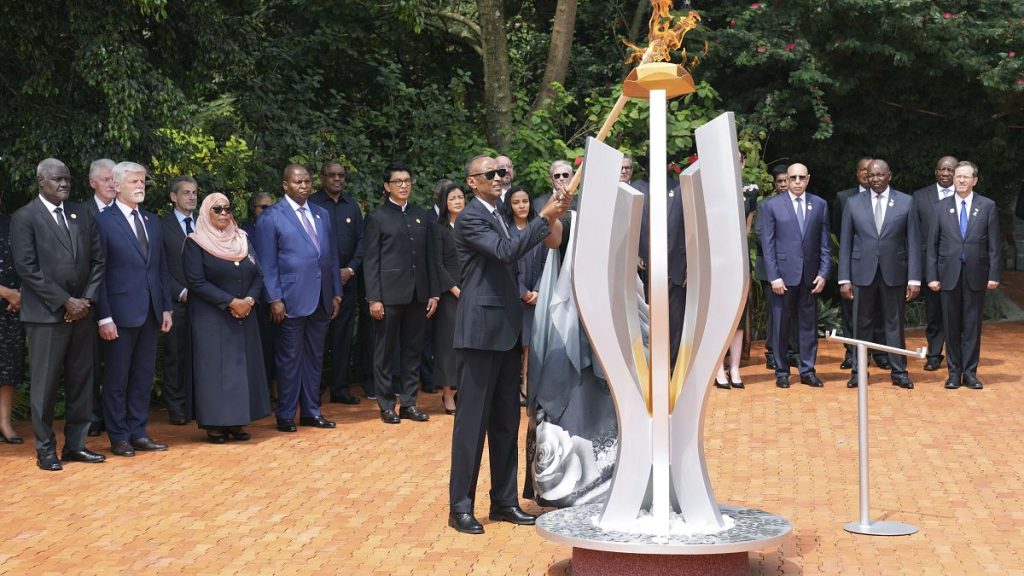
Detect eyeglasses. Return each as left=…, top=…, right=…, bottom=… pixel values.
left=211, top=205, right=233, bottom=214
left=255, top=204, right=272, bottom=210
left=552, top=172, right=571, bottom=180
left=387, top=178, right=414, bottom=187
left=788, top=175, right=808, bottom=181
left=620, top=165, right=633, bottom=173
left=469, top=168, right=507, bottom=181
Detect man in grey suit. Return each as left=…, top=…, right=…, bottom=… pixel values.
left=447, top=155, right=566, bottom=535
left=912, top=156, right=958, bottom=371
left=926, top=161, right=1000, bottom=390
left=838, top=159, right=921, bottom=389
left=10, top=158, right=106, bottom=470
left=159, top=175, right=198, bottom=425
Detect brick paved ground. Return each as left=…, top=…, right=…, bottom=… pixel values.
left=2, top=323, right=1023, bottom=575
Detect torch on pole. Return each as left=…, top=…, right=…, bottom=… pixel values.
left=825, top=330, right=926, bottom=537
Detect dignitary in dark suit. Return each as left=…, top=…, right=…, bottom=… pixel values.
left=84, top=158, right=117, bottom=437
left=754, top=166, right=798, bottom=371
left=926, top=161, right=1001, bottom=390
left=310, top=161, right=364, bottom=405
left=255, top=164, right=342, bottom=431
left=10, top=159, right=106, bottom=470
left=96, top=161, right=174, bottom=457
left=183, top=193, right=270, bottom=443
left=913, top=156, right=958, bottom=371
left=762, top=163, right=831, bottom=388
left=838, top=160, right=920, bottom=389
left=159, top=175, right=198, bottom=425
left=363, top=162, right=439, bottom=424
left=448, top=155, right=566, bottom=535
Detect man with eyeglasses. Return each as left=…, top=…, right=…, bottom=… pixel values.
left=753, top=165, right=798, bottom=371
left=159, top=175, right=199, bottom=425
left=310, top=161, right=366, bottom=405
left=255, top=164, right=342, bottom=433
left=448, top=154, right=566, bottom=535
left=532, top=160, right=579, bottom=214
left=762, top=163, right=831, bottom=389
left=363, top=162, right=439, bottom=424
left=912, top=156, right=958, bottom=372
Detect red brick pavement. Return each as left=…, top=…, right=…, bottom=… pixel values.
left=2, top=324, right=1023, bottom=574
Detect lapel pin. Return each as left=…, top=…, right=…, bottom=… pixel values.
left=70, top=213, right=77, bottom=219
left=345, top=217, right=352, bottom=223
left=416, top=218, right=421, bottom=224
left=973, top=208, right=979, bottom=217
left=888, top=199, right=894, bottom=207
left=949, top=208, right=955, bottom=214
left=316, top=213, right=321, bottom=219
left=234, top=261, right=240, bottom=267
left=668, top=191, right=675, bottom=197
left=144, top=215, right=149, bottom=221
left=806, top=204, right=813, bottom=211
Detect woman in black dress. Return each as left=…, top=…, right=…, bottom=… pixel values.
left=0, top=215, right=25, bottom=444
left=501, top=186, right=547, bottom=400
left=183, top=193, right=270, bottom=443
left=433, top=182, right=464, bottom=415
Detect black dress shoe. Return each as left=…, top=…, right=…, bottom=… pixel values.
left=944, top=376, right=962, bottom=389
left=731, top=380, right=745, bottom=389
left=964, top=374, right=984, bottom=390
left=227, top=427, right=251, bottom=441
left=874, top=356, right=892, bottom=370
left=448, top=513, right=484, bottom=534
left=330, top=392, right=361, bottom=405
left=168, top=412, right=189, bottom=426
left=714, top=376, right=730, bottom=390
left=110, top=441, right=136, bottom=457
left=775, top=375, right=790, bottom=389
left=0, top=432, right=23, bottom=444
left=489, top=505, right=537, bottom=525
left=380, top=409, right=400, bottom=424
left=800, top=373, right=824, bottom=387
left=87, top=421, right=105, bottom=437
left=207, top=430, right=228, bottom=444
left=765, top=355, right=777, bottom=370
left=37, top=452, right=62, bottom=471
left=891, top=374, right=914, bottom=389
left=299, top=415, right=336, bottom=428
left=847, top=376, right=858, bottom=388
left=276, top=419, right=297, bottom=432
left=421, top=386, right=439, bottom=394
left=840, top=358, right=854, bottom=370
left=61, top=448, right=106, bottom=463
left=923, top=355, right=943, bottom=371
left=131, top=437, right=168, bottom=451
left=399, top=406, right=430, bottom=422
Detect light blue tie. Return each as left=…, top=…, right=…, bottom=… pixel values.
left=959, top=200, right=968, bottom=261
left=795, top=197, right=806, bottom=236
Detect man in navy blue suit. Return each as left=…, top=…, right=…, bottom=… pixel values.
left=838, top=159, right=920, bottom=389
left=96, top=161, right=174, bottom=457
left=762, top=163, right=831, bottom=389
left=255, top=164, right=342, bottom=432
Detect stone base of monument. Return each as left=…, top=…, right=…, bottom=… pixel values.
left=536, top=503, right=791, bottom=576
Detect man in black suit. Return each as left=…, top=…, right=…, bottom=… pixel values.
left=926, top=161, right=1000, bottom=390
left=84, top=158, right=117, bottom=437
left=159, top=175, right=198, bottom=425
left=363, top=162, right=439, bottom=424
left=495, top=155, right=515, bottom=204
left=96, top=161, right=174, bottom=457
left=448, top=155, right=566, bottom=535
left=10, top=158, right=106, bottom=470
left=310, top=161, right=365, bottom=404
left=838, top=159, right=921, bottom=389
left=912, top=156, right=958, bottom=371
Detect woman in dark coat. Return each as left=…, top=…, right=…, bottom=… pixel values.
left=0, top=215, right=25, bottom=443
left=183, top=193, right=270, bottom=443
left=433, top=182, right=465, bottom=415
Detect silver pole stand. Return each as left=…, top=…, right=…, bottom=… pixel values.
left=826, top=330, right=926, bottom=537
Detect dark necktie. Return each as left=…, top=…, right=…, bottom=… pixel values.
left=131, top=209, right=149, bottom=257
left=795, top=197, right=805, bottom=236
left=959, top=200, right=968, bottom=262
left=184, top=216, right=194, bottom=235
left=54, top=207, right=73, bottom=249
left=493, top=210, right=511, bottom=239
left=298, top=206, right=320, bottom=253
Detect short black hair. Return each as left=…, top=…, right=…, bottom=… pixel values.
left=383, top=162, right=413, bottom=183
left=436, top=182, right=464, bottom=225
left=771, top=165, right=788, bottom=177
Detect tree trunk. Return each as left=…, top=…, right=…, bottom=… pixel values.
left=531, top=0, right=578, bottom=114
left=623, top=0, right=649, bottom=78
left=477, top=0, right=513, bottom=150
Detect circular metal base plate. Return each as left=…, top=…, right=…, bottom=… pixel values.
left=844, top=520, right=918, bottom=536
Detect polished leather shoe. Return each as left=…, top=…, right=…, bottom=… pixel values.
left=891, top=374, right=914, bottom=389
left=276, top=419, right=297, bottom=432
left=775, top=375, right=790, bottom=389
left=299, top=415, right=336, bottom=428
left=765, top=355, right=777, bottom=370
left=923, top=355, right=943, bottom=371
left=131, top=437, right=168, bottom=451
left=0, top=432, right=23, bottom=444
left=840, top=358, right=854, bottom=370
left=944, top=376, right=962, bottom=390
left=714, top=378, right=731, bottom=390
left=448, top=513, right=484, bottom=534
left=800, top=373, right=824, bottom=387
left=399, top=406, right=430, bottom=422
left=874, top=356, right=892, bottom=370
left=489, top=505, right=536, bottom=525
left=847, top=376, right=859, bottom=388
left=964, top=374, right=984, bottom=390
left=207, top=431, right=228, bottom=444
left=61, top=448, right=106, bottom=463
left=87, top=421, right=105, bottom=437
left=168, top=411, right=188, bottom=426
left=227, top=427, right=251, bottom=441
left=111, top=441, right=136, bottom=457
left=330, top=392, right=361, bottom=405
left=37, top=452, right=62, bottom=471
left=731, top=380, right=745, bottom=389
left=380, top=409, right=400, bottom=424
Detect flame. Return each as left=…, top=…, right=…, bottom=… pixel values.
left=624, top=1, right=701, bottom=65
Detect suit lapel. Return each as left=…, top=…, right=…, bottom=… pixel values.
left=112, top=207, right=148, bottom=261
left=32, top=198, right=74, bottom=255
left=878, top=193, right=896, bottom=236
left=285, top=203, right=319, bottom=252
left=965, top=199, right=983, bottom=238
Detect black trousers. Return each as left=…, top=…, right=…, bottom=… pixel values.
left=161, top=301, right=188, bottom=416
left=372, top=301, right=426, bottom=411
left=923, top=283, right=945, bottom=359
left=449, top=345, right=521, bottom=514
left=851, top=270, right=908, bottom=376
left=941, top=269, right=986, bottom=378
left=25, top=318, right=95, bottom=453
left=324, top=289, right=357, bottom=399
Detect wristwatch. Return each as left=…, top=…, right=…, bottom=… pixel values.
left=244, top=296, right=256, bottom=306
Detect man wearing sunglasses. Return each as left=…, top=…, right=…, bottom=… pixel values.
left=532, top=160, right=579, bottom=215
left=495, top=155, right=515, bottom=204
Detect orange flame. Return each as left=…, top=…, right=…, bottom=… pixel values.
left=624, top=1, right=701, bottom=65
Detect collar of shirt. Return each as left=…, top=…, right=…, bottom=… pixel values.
left=387, top=197, right=407, bottom=212
left=955, top=192, right=975, bottom=215
left=787, top=191, right=806, bottom=204
left=114, top=199, right=142, bottom=219
left=94, top=195, right=112, bottom=212
left=174, top=209, right=193, bottom=225
left=474, top=195, right=498, bottom=214
left=936, top=183, right=953, bottom=199
left=872, top=187, right=890, bottom=200
left=38, top=194, right=64, bottom=214
left=283, top=194, right=306, bottom=213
